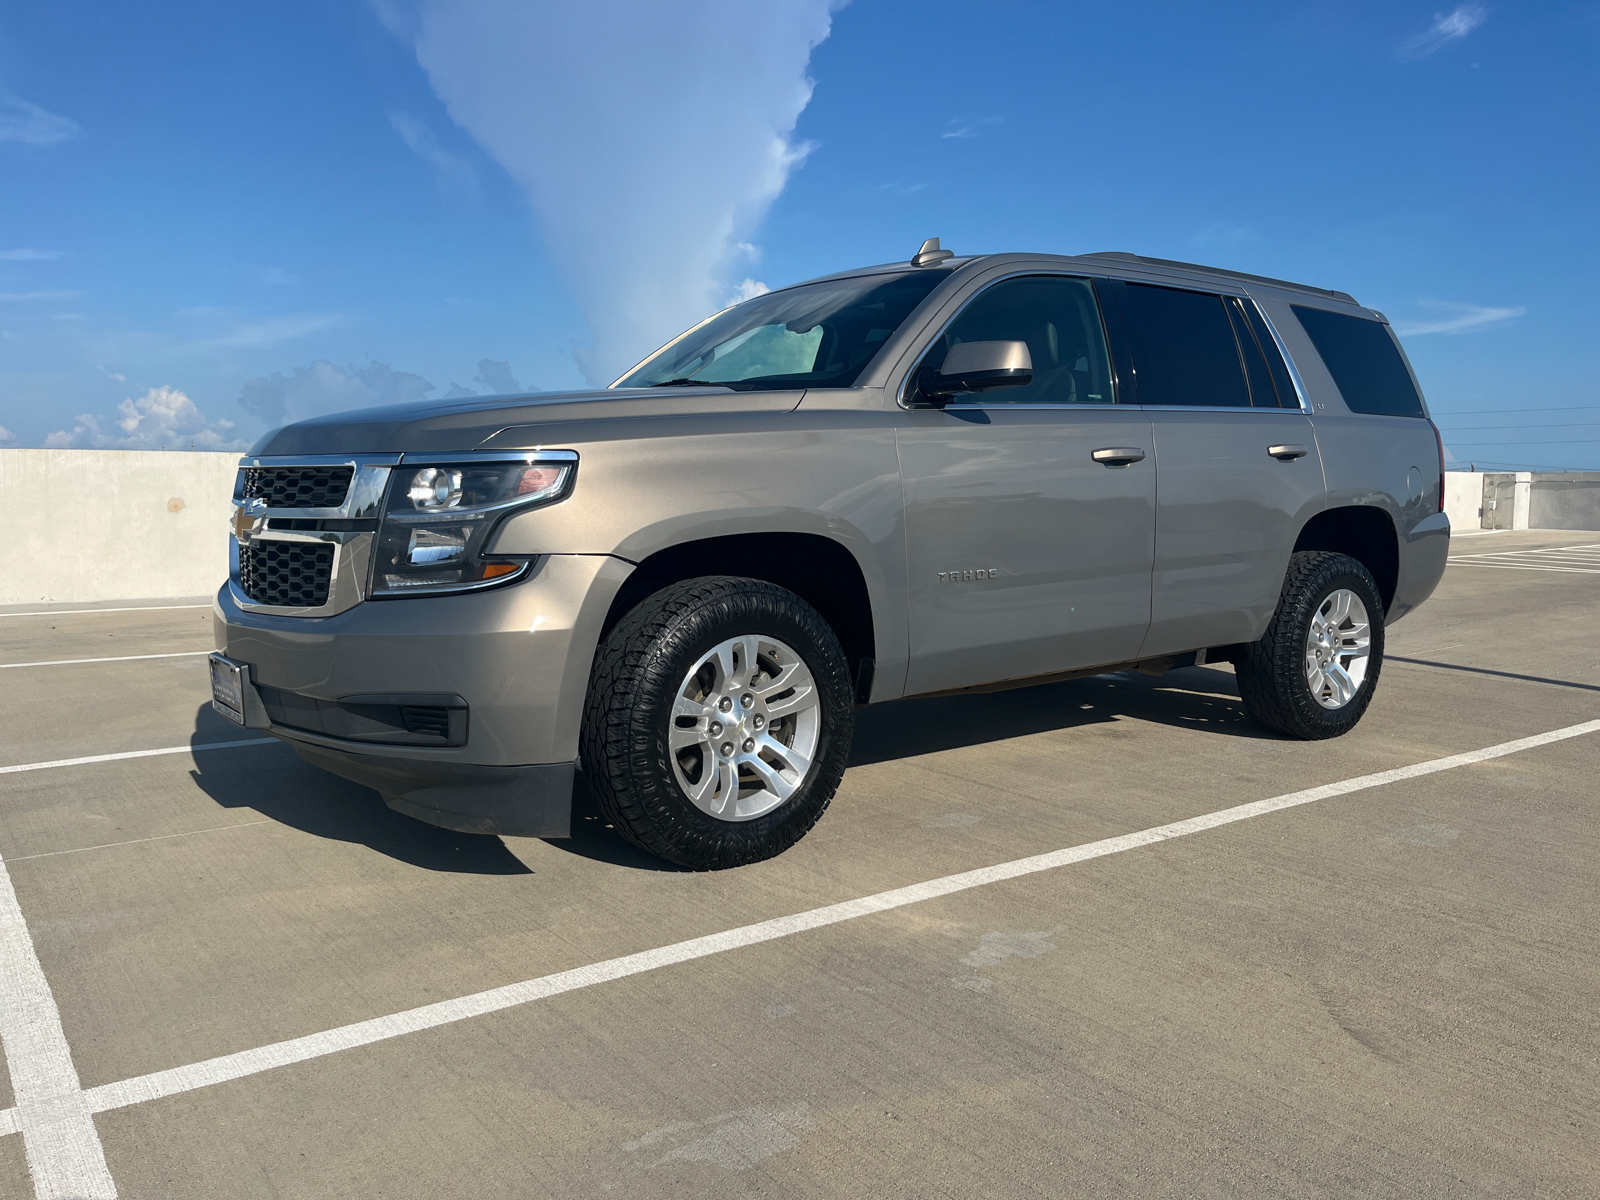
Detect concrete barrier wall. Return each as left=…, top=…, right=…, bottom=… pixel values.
left=1444, top=472, right=1483, bottom=532
left=0, top=449, right=238, bottom=605
left=1528, top=472, right=1600, bottom=531
left=3, top=453, right=1595, bottom=606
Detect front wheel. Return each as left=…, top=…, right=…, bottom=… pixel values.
left=580, top=577, right=854, bottom=869
left=1236, top=551, right=1385, bottom=740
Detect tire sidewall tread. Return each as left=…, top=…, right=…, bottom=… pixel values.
left=1236, top=551, right=1386, bottom=740
left=580, top=576, right=854, bottom=869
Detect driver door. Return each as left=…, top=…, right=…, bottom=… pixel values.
left=897, top=274, right=1156, bottom=696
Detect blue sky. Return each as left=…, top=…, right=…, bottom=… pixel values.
left=2, top=1, right=1597, bottom=469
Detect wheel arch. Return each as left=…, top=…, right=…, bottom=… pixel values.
left=600, top=531, right=879, bottom=699
left=1292, top=504, right=1400, bottom=612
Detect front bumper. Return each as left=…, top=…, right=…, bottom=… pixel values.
left=213, top=552, right=633, bottom=837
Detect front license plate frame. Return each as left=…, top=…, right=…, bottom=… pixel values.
left=209, top=653, right=247, bottom=725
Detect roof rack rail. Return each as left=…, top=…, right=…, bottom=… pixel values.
left=1078, top=251, right=1357, bottom=305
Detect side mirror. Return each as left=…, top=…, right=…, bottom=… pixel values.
left=920, top=340, right=1033, bottom=403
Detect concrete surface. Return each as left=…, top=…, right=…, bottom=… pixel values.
left=0, top=450, right=236, bottom=604
left=0, top=530, right=1597, bottom=1198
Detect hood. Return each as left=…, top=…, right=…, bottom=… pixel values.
left=248, top=386, right=803, bottom=456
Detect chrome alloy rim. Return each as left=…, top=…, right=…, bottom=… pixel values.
left=668, top=634, right=821, bottom=822
left=1304, top=588, right=1372, bottom=710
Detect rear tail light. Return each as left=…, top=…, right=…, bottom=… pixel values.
left=1428, top=418, right=1445, bottom=514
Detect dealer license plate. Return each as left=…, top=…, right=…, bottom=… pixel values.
left=209, top=653, right=247, bottom=725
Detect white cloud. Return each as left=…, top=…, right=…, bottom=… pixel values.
left=0, top=424, right=15, bottom=445
left=472, top=358, right=523, bottom=393
left=0, top=248, right=62, bottom=261
left=0, top=290, right=80, bottom=301
left=726, top=278, right=771, bottom=306
left=206, top=312, right=342, bottom=349
left=44, top=386, right=247, bottom=451
left=0, top=91, right=81, bottom=146
left=1392, top=301, right=1525, bottom=336
left=942, top=115, right=1001, bottom=139
left=1400, top=5, right=1489, bottom=59
left=390, top=111, right=479, bottom=196
left=237, top=359, right=437, bottom=428
left=397, top=0, right=843, bottom=385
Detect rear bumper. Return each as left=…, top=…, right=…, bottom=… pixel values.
left=1390, top=512, right=1450, bottom=623
left=212, top=552, right=632, bottom=837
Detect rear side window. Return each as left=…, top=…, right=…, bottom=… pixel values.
left=1121, top=283, right=1251, bottom=407
left=1291, top=305, right=1425, bottom=418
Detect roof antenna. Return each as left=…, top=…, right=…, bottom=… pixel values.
left=911, top=237, right=954, bottom=267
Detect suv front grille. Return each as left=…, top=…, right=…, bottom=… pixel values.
left=239, top=541, right=335, bottom=608
left=244, top=466, right=353, bottom=509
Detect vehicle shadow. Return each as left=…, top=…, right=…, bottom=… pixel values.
left=551, top=665, right=1273, bottom=868
left=542, top=773, right=688, bottom=872
left=186, top=704, right=533, bottom=875
left=850, top=665, right=1272, bottom=767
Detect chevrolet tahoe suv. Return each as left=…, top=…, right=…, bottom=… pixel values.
left=211, top=240, right=1450, bottom=869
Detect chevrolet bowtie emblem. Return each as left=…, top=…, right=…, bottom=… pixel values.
left=232, top=498, right=266, bottom=542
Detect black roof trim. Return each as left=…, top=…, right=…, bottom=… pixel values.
left=1079, top=252, right=1357, bottom=305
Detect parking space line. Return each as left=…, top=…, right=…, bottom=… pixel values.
left=0, top=605, right=211, bottom=619
left=0, top=851, right=118, bottom=1196
left=8, top=822, right=275, bottom=864
left=0, top=652, right=211, bottom=671
left=0, top=716, right=1583, bottom=1142
left=0, top=739, right=280, bottom=777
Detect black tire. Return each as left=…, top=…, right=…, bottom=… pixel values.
left=1236, top=551, right=1386, bottom=740
left=580, top=576, right=854, bottom=869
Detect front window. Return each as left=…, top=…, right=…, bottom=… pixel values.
left=615, top=269, right=953, bottom=391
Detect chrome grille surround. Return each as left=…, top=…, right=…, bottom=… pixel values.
left=228, top=454, right=399, bottom=619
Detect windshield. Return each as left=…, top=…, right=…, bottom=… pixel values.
left=614, top=269, right=954, bottom=391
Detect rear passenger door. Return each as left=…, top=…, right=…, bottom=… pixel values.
left=1106, top=279, right=1326, bottom=657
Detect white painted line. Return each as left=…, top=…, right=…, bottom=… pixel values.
left=0, top=739, right=279, bottom=777
left=0, top=604, right=210, bottom=619
left=0, top=651, right=211, bottom=671
left=0, top=847, right=118, bottom=1195
left=8, top=822, right=275, bottom=864
left=1451, top=563, right=1600, bottom=575
left=0, top=716, right=1582, bottom=1131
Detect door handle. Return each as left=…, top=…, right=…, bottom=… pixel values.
left=1092, top=447, right=1146, bottom=467
left=1268, top=444, right=1308, bottom=461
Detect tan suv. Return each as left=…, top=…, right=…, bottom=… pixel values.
left=211, top=240, right=1451, bottom=868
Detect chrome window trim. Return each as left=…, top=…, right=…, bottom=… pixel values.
left=895, top=269, right=1123, bottom=410
left=1244, top=298, right=1312, bottom=413
left=1137, top=404, right=1310, bottom=414
left=934, top=402, right=1127, bottom=413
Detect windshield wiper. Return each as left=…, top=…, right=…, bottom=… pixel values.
left=649, top=377, right=721, bottom=387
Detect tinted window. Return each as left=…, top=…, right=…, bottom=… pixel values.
left=1227, top=298, right=1280, bottom=407
left=1122, top=283, right=1251, bottom=407
left=1291, top=305, right=1425, bottom=418
left=914, top=275, right=1113, bottom=404
left=616, top=269, right=952, bottom=391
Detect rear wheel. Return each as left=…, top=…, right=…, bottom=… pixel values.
left=580, top=577, right=854, bottom=869
left=1236, top=551, right=1385, bottom=740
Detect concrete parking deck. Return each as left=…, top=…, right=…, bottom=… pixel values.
left=1, top=530, right=1596, bottom=1198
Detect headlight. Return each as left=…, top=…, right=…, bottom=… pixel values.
left=372, top=455, right=574, bottom=596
